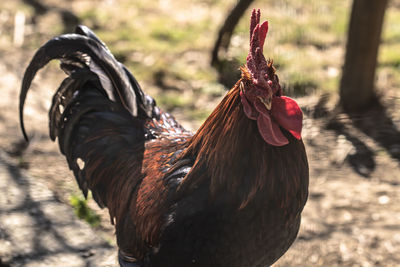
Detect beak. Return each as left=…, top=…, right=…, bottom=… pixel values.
left=257, top=96, right=272, bottom=110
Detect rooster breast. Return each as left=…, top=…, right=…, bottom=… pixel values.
left=141, top=183, right=302, bottom=267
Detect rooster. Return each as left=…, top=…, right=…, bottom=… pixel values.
left=19, top=9, right=308, bottom=267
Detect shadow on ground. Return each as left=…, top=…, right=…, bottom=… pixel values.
left=318, top=96, right=400, bottom=179
left=0, top=152, right=116, bottom=266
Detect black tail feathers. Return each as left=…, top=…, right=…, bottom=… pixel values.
left=19, top=25, right=156, bottom=142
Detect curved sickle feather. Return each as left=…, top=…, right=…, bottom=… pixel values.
left=19, top=34, right=138, bottom=141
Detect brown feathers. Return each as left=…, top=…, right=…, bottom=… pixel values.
left=177, top=74, right=308, bottom=209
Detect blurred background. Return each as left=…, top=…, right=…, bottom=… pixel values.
left=0, top=0, right=399, bottom=266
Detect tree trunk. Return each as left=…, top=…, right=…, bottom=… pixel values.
left=339, top=0, right=389, bottom=112
left=211, top=0, right=255, bottom=67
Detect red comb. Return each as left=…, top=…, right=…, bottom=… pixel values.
left=247, top=9, right=269, bottom=87
left=250, top=9, right=268, bottom=50
left=250, top=9, right=261, bottom=38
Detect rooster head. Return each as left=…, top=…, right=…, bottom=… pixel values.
left=240, top=9, right=303, bottom=146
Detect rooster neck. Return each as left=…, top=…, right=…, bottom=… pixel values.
left=180, top=81, right=308, bottom=209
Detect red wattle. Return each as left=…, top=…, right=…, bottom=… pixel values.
left=257, top=113, right=288, bottom=146
left=240, top=91, right=258, bottom=120
left=271, top=96, right=303, bottom=140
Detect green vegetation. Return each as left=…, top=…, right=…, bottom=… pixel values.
left=5, top=0, right=399, bottom=124
left=156, top=92, right=189, bottom=110
left=75, top=0, right=398, bottom=121
left=70, top=194, right=101, bottom=227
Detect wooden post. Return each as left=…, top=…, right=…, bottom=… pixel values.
left=339, top=0, right=389, bottom=111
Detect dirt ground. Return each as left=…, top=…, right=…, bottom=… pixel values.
left=1, top=2, right=400, bottom=267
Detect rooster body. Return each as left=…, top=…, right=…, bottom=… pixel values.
left=20, top=10, right=308, bottom=267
